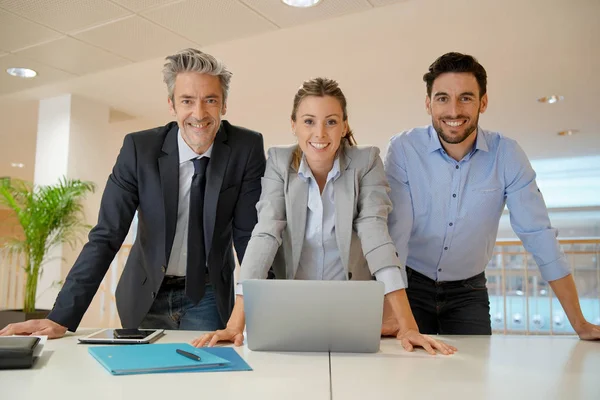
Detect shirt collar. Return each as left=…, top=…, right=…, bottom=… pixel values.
left=298, top=155, right=341, bottom=183
left=177, top=129, right=213, bottom=164
left=474, top=127, right=489, bottom=152
left=427, top=125, right=489, bottom=155
left=427, top=125, right=443, bottom=153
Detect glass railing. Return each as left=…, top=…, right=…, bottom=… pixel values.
left=2, top=238, right=599, bottom=333
left=488, top=239, right=600, bottom=334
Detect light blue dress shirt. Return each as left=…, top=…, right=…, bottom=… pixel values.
left=384, top=125, right=570, bottom=283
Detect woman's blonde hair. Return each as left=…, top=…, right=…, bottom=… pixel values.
left=290, top=77, right=357, bottom=170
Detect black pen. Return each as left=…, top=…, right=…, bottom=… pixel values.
left=176, top=349, right=202, bottom=361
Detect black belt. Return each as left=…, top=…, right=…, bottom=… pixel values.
left=163, top=270, right=210, bottom=287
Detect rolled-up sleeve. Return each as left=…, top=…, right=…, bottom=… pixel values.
left=504, top=141, right=570, bottom=282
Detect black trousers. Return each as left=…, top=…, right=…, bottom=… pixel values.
left=405, top=267, right=492, bottom=335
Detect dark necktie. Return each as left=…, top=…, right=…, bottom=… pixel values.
left=186, top=156, right=210, bottom=303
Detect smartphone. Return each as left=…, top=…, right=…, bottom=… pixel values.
left=113, top=329, right=149, bottom=339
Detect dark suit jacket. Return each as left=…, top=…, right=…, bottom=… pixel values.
left=48, top=120, right=266, bottom=331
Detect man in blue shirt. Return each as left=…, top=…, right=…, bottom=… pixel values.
left=385, top=52, right=600, bottom=338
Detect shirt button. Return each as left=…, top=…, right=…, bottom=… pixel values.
left=449, top=222, right=453, bottom=226
left=452, top=194, right=457, bottom=198
left=161, top=265, right=166, bottom=273
left=455, top=165, right=459, bottom=169
left=444, top=247, right=448, bottom=250
left=438, top=268, right=442, bottom=272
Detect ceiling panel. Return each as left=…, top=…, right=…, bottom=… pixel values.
left=0, top=9, right=63, bottom=52
left=14, top=37, right=131, bottom=76
left=109, top=0, right=183, bottom=13
left=367, top=0, right=411, bottom=6
left=75, top=15, right=199, bottom=62
left=0, top=54, right=75, bottom=95
left=239, top=0, right=372, bottom=27
left=0, top=0, right=132, bottom=33
left=142, top=0, right=277, bottom=46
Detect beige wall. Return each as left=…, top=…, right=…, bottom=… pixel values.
left=0, top=100, right=38, bottom=182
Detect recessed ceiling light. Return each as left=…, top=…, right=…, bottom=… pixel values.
left=537, top=95, right=564, bottom=104
left=6, top=67, right=37, bottom=78
left=10, top=162, right=25, bottom=168
left=557, top=129, right=579, bottom=136
left=281, top=0, right=321, bottom=7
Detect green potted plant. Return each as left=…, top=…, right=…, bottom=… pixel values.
left=0, top=177, right=95, bottom=325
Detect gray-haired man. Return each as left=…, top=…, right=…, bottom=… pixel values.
left=0, top=49, right=266, bottom=338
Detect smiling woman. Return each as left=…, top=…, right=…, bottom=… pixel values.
left=289, top=77, right=357, bottom=184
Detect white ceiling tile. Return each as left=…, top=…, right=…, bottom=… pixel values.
left=0, top=9, right=63, bottom=52
left=367, top=0, right=411, bottom=6
left=0, top=0, right=132, bottom=33
left=75, top=15, right=198, bottom=62
left=14, top=37, right=131, bottom=76
left=0, top=54, right=75, bottom=95
left=109, top=0, right=182, bottom=13
left=239, top=0, right=372, bottom=27
left=142, top=0, right=277, bottom=46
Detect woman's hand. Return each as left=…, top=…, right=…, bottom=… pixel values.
left=396, top=329, right=456, bottom=355
left=384, top=288, right=457, bottom=355
left=191, top=327, right=244, bottom=347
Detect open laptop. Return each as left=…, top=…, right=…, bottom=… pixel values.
left=243, top=280, right=384, bottom=353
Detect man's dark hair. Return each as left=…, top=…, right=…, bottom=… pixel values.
left=423, top=52, right=487, bottom=98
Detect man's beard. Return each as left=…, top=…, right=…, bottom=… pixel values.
left=432, top=114, right=479, bottom=145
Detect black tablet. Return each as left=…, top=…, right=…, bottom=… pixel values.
left=78, top=328, right=165, bottom=344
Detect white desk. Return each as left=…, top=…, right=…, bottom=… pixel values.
left=330, top=336, right=600, bottom=400
left=2, top=332, right=599, bottom=400
left=0, top=329, right=331, bottom=400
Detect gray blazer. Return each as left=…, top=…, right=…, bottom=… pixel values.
left=239, top=144, right=402, bottom=283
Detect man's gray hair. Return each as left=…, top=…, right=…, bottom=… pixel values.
left=163, top=48, right=233, bottom=104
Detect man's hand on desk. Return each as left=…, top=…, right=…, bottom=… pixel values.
left=0, top=318, right=67, bottom=339
left=191, top=327, right=244, bottom=348
left=575, top=322, right=600, bottom=341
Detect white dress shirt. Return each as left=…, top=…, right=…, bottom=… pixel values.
left=295, top=156, right=346, bottom=280
left=236, top=154, right=405, bottom=295
left=165, top=130, right=213, bottom=276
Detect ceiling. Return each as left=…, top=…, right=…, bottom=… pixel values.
left=1, top=0, right=599, bottom=182
left=0, top=0, right=407, bottom=94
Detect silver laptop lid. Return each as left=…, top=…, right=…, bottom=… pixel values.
left=244, top=280, right=384, bottom=353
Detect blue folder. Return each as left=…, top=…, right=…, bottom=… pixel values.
left=89, top=343, right=252, bottom=375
